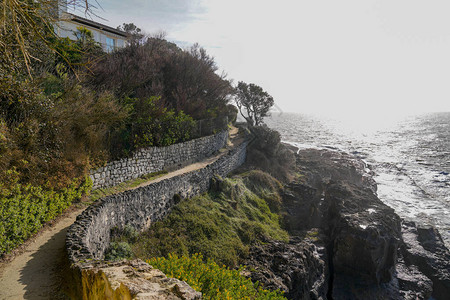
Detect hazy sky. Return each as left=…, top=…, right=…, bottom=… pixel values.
left=73, top=0, right=450, bottom=115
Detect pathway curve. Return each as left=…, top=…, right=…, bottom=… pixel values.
left=0, top=127, right=243, bottom=299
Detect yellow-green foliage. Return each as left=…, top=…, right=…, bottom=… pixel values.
left=125, top=171, right=288, bottom=267
left=0, top=172, right=92, bottom=254
left=148, top=253, right=286, bottom=300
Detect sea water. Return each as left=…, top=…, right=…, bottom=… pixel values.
left=264, top=112, right=450, bottom=248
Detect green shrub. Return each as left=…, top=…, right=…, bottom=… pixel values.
left=249, top=125, right=281, bottom=157
left=0, top=174, right=92, bottom=255
left=110, top=225, right=139, bottom=243
left=148, top=253, right=286, bottom=300
left=104, top=241, right=133, bottom=261
left=108, top=96, right=196, bottom=158
left=133, top=106, right=196, bottom=148
left=247, top=125, right=296, bottom=182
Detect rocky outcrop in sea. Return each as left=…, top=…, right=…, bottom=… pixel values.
left=245, top=148, right=450, bottom=300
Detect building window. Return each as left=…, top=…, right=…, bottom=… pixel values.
left=106, top=37, right=115, bottom=52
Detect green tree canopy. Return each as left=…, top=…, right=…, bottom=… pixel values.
left=234, top=81, right=274, bottom=126
left=117, top=22, right=145, bottom=44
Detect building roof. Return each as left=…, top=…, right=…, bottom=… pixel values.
left=64, top=13, right=128, bottom=38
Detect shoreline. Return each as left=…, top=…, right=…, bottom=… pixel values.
left=281, top=139, right=450, bottom=251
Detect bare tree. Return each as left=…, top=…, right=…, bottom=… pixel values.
left=234, top=81, right=274, bottom=126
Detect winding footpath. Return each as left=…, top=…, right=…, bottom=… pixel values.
left=0, top=127, right=242, bottom=300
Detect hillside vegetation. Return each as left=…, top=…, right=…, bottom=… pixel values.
left=100, top=122, right=298, bottom=298
left=106, top=170, right=288, bottom=267
left=148, top=253, right=286, bottom=300
left=0, top=1, right=234, bottom=255
left=1, top=4, right=292, bottom=299
left=105, top=170, right=289, bottom=299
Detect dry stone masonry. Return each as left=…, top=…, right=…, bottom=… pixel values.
left=66, top=136, right=247, bottom=299
left=90, top=131, right=229, bottom=189
left=67, top=141, right=247, bottom=265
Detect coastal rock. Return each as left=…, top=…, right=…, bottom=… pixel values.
left=396, top=258, right=433, bottom=299
left=324, top=181, right=401, bottom=285
left=282, top=149, right=441, bottom=299
left=80, top=259, right=201, bottom=300
left=400, top=220, right=450, bottom=300
left=245, top=148, right=449, bottom=299
left=282, top=182, right=322, bottom=231
left=295, top=149, right=377, bottom=194
left=245, top=236, right=328, bottom=300
left=294, top=149, right=401, bottom=283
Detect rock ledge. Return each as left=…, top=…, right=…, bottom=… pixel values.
left=79, top=259, right=201, bottom=300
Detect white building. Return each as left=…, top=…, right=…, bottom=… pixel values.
left=55, top=2, right=127, bottom=52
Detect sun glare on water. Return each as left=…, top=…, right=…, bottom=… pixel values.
left=310, top=109, right=415, bottom=139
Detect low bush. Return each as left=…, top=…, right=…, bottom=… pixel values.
left=130, top=97, right=196, bottom=148
left=247, top=125, right=296, bottom=182
left=0, top=173, right=92, bottom=255
left=104, top=241, right=132, bottom=261
left=148, top=253, right=286, bottom=300
left=110, top=224, right=140, bottom=244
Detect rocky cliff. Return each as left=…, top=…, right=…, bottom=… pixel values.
left=245, top=148, right=450, bottom=300
left=67, top=145, right=449, bottom=299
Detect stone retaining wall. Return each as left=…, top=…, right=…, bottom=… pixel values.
left=90, top=130, right=229, bottom=189
left=67, top=141, right=247, bottom=266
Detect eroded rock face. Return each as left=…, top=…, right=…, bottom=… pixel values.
left=400, top=220, right=450, bottom=300
left=282, top=182, right=321, bottom=231
left=325, top=181, right=401, bottom=285
left=271, top=148, right=448, bottom=299
left=245, top=236, right=328, bottom=300
left=293, top=150, right=401, bottom=288
left=295, top=149, right=378, bottom=194
left=396, top=257, right=433, bottom=299
left=80, top=259, right=201, bottom=300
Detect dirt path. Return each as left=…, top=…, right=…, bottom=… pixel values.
left=131, top=126, right=242, bottom=191
left=0, top=127, right=243, bottom=299
left=0, top=206, right=84, bottom=300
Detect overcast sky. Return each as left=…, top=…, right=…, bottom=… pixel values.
left=72, top=0, right=450, bottom=115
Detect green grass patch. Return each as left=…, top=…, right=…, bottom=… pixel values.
left=148, top=253, right=286, bottom=300
left=89, top=170, right=168, bottom=201
left=110, top=170, right=288, bottom=268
